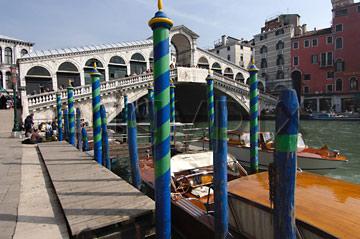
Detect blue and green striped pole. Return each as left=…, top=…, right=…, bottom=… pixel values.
left=100, top=105, right=111, bottom=170
left=56, top=90, right=63, bottom=141
left=64, top=109, right=69, bottom=141
left=213, top=96, right=228, bottom=239
left=274, top=90, right=299, bottom=239
left=82, top=127, right=89, bottom=151
left=248, top=58, right=259, bottom=174
left=76, top=108, right=82, bottom=151
left=67, top=80, right=75, bottom=146
left=149, top=1, right=173, bottom=237
left=206, top=69, right=214, bottom=150
left=170, top=79, right=175, bottom=141
left=148, top=82, right=154, bottom=153
left=91, top=63, right=102, bottom=165
left=127, top=103, right=141, bottom=189
left=124, top=91, right=128, bottom=142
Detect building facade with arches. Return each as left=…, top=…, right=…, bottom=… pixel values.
left=0, top=35, right=34, bottom=91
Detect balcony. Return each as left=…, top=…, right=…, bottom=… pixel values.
left=277, top=65, right=284, bottom=71
left=277, top=49, right=283, bottom=55
left=261, top=53, right=267, bottom=59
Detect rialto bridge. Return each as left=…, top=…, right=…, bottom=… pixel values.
left=18, top=25, right=277, bottom=123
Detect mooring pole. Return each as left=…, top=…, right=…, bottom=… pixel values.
left=64, top=109, right=69, bottom=141
left=124, top=91, right=128, bottom=143
left=213, top=96, right=228, bottom=239
left=56, top=90, right=63, bottom=141
left=248, top=58, right=259, bottom=174
left=127, top=103, right=141, bottom=189
left=170, top=79, right=175, bottom=142
left=67, top=80, right=75, bottom=147
left=100, top=105, right=111, bottom=170
left=273, top=89, right=299, bottom=239
left=91, top=63, right=102, bottom=165
left=148, top=82, right=154, bottom=154
left=206, top=69, right=215, bottom=150
left=148, top=0, right=173, bottom=237
left=76, top=108, right=82, bottom=151
left=82, top=127, right=89, bottom=151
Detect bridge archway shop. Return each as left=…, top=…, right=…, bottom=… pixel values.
left=25, top=66, right=52, bottom=95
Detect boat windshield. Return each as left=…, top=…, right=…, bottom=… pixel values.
left=240, top=134, right=250, bottom=145
left=298, top=134, right=306, bottom=148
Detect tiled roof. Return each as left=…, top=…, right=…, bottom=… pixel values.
left=21, top=39, right=153, bottom=59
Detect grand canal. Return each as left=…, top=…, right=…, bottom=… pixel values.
left=195, top=120, right=360, bottom=184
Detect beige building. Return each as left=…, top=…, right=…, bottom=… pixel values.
left=254, top=14, right=305, bottom=95
left=0, top=35, right=34, bottom=90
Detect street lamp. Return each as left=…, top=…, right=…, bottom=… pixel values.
left=10, top=65, right=21, bottom=138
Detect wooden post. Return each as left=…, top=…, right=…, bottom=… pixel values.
left=64, top=109, right=69, bottom=142
left=206, top=69, right=214, bottom=150
left=56, top=90, right=63, bottom=141
left=76, top=108, right=82, bottom=151
left=100, top=105, right=111, bottom=170
left=273, top=89, right=299, bottom=239
left=67, top=80, right=75, bottom=146
left=213, top=96, right=228, bottom=239
left=91, top=63, right=102, bottom=165
left=82, top=127, right=89, bottom=151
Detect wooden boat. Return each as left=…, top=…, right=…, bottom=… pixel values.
left=309, top=113, right=360, bottom=121
left=193, top=131, right=347, bottom=174
left=227, top=171, right=360, bottom=238
left=139, top=151, right=247, bottom=238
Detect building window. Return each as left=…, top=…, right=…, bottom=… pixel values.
left=312, top=39, right=318, bottom=47
left=21, top=49, right=28, bottom=56
left=336, top=79, right=343, bottom=91
left=0, top=47, right=2, bottom=63
left=260, top=45, right=267, bottom=54
left=293, top=42, right=299, bottom=49
left=320, top=53, right=326, bottom=67
left=327, top=84, right=333, bottom=93
left=336, top=38, right=343, bottom=49
left=293, top=56, right=299, bottom=66
left=358, top=6, right=360, bottom=12
left=350, top=77, right=358, bottom=91
left=227, top=46, right=230, bottom=51
left=240, top=45, right=243, bottom=50
left=260, top=34, right=267, bottom=41
left=275, top=29, right=284, bottom=35
left=311, top=54, right=318, bottom=64
left=304, top=74, right=311, bottom=81
left=304, top=40, right=310, bottom=48
left=240, top=54, right=243, bottom=61
left=4, top=47, right=12, bottom=64
left=327, top=36, right=333, bottom=44
left=261, top=59, right=267, bottom=68
left=335, top=24, right=343, bottom=32
left=327, top=52, right=333, bottom=66
left=304, top=86, right=310, bottom=94
left=335, top=59, right=344, bottom=71
left=0, top=72, right=2, bottom=88
left=216, top=50, right=219, bottom=54
left=277, top=71, right=284, bottom=79
left=276, top=40, right=284, bottom=50
left=335, top=9, right=348, bottom=17
left=327, top=71, right=334, bottom=79
left=227, top=55, right=231, bottom=61
left=277, top=55, right=284, bottom=65
left=251, top=47, right=253, bottom=51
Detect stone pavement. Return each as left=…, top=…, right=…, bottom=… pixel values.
left=0, top=109, right=69, bottom=239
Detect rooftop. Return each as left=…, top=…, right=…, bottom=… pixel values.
left=292, top=27, right=332, bottom=39
left=0, top=34, right=35, bottom=46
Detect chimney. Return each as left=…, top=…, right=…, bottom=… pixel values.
left=222, top=35, right=226, bottom=46
left=302, top=24, right=307, bottom=33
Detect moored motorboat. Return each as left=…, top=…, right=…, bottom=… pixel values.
left=227, top=171, right=360, bottom=238
left=193, top=131, right=347, bottom=174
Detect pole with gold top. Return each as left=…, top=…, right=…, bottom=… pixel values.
left=248, top=58, right=259, bottom=174
left=67, top=80, right=75, bottom=146
left=148, top=0, right=173, bottom=237
left=91, top=62, right=102, bottom=164
left=56, top=89, right=63, bottom=141
left=206, top=69, right=214, bottom=150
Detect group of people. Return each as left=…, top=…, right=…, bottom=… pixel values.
left=23, top=113, right=59, bottom=144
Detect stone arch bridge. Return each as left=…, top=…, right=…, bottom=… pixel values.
left=24, top=67, right=277, bottom=124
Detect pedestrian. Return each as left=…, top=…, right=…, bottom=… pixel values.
left=24, top=113, right=34, bottom=135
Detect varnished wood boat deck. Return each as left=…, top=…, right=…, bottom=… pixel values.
left=228, top=171, right=360, bottom=238
left=38, top=141, right=155, bottom=238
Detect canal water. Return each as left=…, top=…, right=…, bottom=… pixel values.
left=194, top=120, right=360, bottom=185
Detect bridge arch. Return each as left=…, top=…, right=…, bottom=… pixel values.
left=211, top=62, right=222, bottom=74
left=235, top=72, right=244, bottom=83
left=170, top=33, right=192, bottom=67
left=84, top=58, right=105, bottom=84
left=197, top=56, right=209, bottom=69
left=108, top=55, right=127, bottom=79
left=56, top=61, right=80, bottom=88
left=224, top=67, right=234, bottom=79
left=130, top=52, right=146, bottom=75
left=26, top=66, right=53, bottom=95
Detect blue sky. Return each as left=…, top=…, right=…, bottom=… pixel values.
left=1, top=0, right=336, bottom=50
